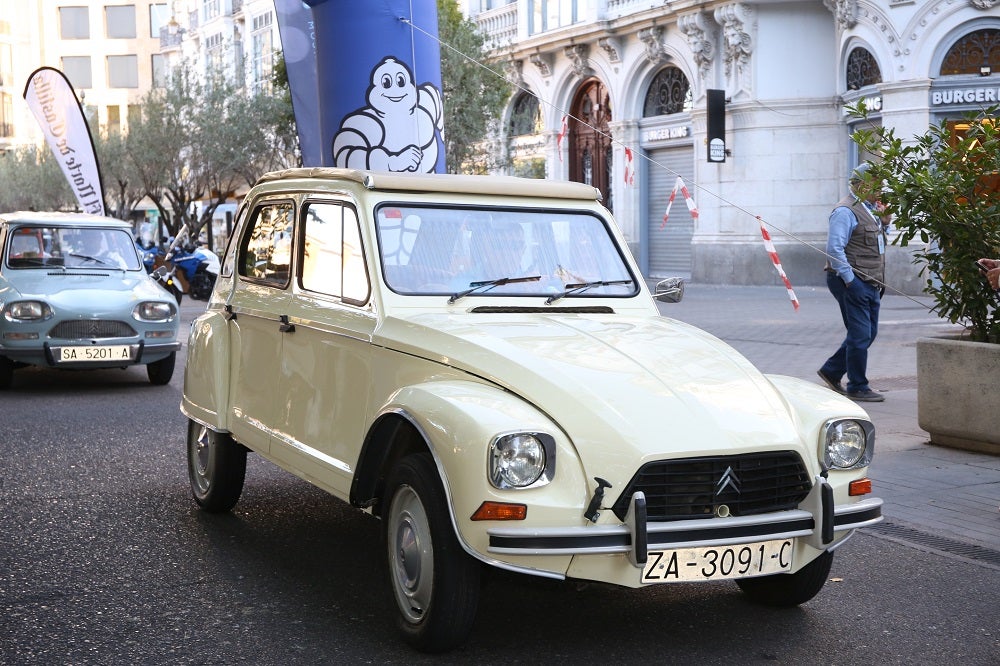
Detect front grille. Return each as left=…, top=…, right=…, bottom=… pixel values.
left=610, top=452, right=812, bottom=521
left=49, top=320, right=137, bottom=340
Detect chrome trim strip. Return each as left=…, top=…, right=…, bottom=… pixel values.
left=487, top=501, right=882, bottom=557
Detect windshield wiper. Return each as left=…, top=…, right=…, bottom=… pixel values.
left=68, top=253, right=115, bottom=268
left=544, top=279, right=634, bottom=305
left=448, top=275, right=541, bottom=304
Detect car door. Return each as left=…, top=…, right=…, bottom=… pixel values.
left=225, top=200, right=294, bottom=454
left=270, top=199, right=376, bottom=499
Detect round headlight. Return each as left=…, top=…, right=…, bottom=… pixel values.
left=489, top=433, right=546, bottom=489
left=3, top=301, right=52, bottom=321
left=133, top=301, right=175, bottom=322
left=825, top=420, right=867, bottom=468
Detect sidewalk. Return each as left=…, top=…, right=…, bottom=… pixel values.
left=653, top=280, right=1000, bottom=557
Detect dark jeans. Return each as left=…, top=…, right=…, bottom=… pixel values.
left=820, top=271, right=881, bottom=393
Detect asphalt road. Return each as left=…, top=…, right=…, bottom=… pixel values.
left=0, top=301, right=997, bottom=665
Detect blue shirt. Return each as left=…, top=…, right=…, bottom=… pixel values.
left=827, top=199, right=886, bottom=283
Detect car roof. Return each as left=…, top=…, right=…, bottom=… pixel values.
left=0, top=211, right=133, bottom=229
left=255, top=167, right=603, bottom=202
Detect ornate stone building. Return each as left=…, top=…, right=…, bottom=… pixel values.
left=467, top=0, right=999, bottom=292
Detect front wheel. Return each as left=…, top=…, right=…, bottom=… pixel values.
left=187, top=419, right=247, bottom=513
left=736, top=549, right=833, bottom=607
left=383, top=454, right=480, bottom=653
left=147, top=352, right=175, bottom=385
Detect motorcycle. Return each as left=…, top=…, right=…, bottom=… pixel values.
left=150, top=225, right=220, bottom=304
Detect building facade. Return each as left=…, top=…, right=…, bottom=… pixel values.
left=0, top=0, right=173, bottom=152
left=466, top=0, right=999, bottom=293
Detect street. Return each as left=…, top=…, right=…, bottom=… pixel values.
left=1, top=294, right=997, bottom=665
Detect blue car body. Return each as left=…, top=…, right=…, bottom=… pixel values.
left=0, top=211, right=182, bottom=387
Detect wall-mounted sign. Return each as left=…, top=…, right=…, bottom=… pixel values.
left=931, top=86, right=998, bottom=106
left=643, top=126, right=690, bottom=142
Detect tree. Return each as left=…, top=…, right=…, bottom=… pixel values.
left=851, top=104, right=1000, bottom=341
left=436, top=0, right=511, bottom=174
left=124, top=62, right=297, bottom=244
left=0, top=145, right=76, bottom=213
left=94, top=130, right=144, bottom=221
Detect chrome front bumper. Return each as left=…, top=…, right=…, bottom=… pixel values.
left=487, top=475, right=883, bottom=568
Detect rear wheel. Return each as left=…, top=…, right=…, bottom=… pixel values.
left=0, top=356, right=13, bottom=389
left=736, top=549, right=833, bottom=607
left=147, top=352, right=175, bottom=385
left=383, top=453, right=480, bottom=653
left=187, top=419, right=247, bottom=513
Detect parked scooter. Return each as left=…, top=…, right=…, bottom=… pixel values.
left=150, top=224, right=220, bottom=303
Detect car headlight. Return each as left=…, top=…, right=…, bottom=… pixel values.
left=3, top=301, right=52, bottom=322
left=822, top=419, right=875, bottom=469
left=488, top=432, right=555, bottom=489
left=133, top=301, right=176, bottom=322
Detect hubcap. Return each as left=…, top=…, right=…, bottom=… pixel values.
left=389, top=485, right=433, bottom=624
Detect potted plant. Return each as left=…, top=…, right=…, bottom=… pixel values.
left=850, top=104, right=999, bottom=454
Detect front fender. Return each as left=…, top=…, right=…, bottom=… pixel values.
left=373, top=380, right=591, bottom=574
left=765, top=374, right=875, bottom=502
left=181, top=309, right=231, bottom=430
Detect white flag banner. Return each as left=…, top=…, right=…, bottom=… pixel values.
left=23, top=67, right=106, bottom=215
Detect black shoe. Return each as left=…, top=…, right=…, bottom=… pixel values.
left=816, top=369, right=844, bottom=394
left=846, top=388, right=885, bottom=402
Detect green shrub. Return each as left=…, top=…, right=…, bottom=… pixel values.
left=851, top=104, right=1000, bottom=341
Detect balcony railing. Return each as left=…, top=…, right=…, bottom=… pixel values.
left=475, top=3, right=517, bottom=49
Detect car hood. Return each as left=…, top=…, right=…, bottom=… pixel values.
left=1, top=270, right=172, bottom=311
left=378, top=312, right=805, bottom=470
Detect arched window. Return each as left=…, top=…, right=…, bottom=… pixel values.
left=940, top=28, right=999, bottom=75
left=845, top=47, right=881, bottom=91
left=642, top=67, right=691, bottom=117
left=508, top=92, right=542, bottom=136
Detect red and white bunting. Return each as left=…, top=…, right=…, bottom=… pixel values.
left=660, top=176, right=699, bottom=228
left=556, top=114, right=568, bottom=162
left=623, top=146, right=635, bottom=186
left=758, top=218, right=800, bottom=311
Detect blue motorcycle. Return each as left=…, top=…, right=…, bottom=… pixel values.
left=149, top=225, right=220, bottom=303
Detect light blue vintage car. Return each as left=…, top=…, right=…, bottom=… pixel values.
left=0, top=211, right=181, bottom=388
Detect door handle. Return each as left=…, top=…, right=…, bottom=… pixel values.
left=279, top=314, right=295, bottom=333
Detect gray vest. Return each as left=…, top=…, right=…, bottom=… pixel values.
left=837, top=194, right=886, bottom=286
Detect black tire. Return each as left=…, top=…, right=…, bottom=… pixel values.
left=382, top=453, right=480, bottom=653
left=147, top=352, right=176, bottom=385
left=0, top=356, right=13, bottom=389
left=190, top=272, right=213, bottom=300
left=736, top=549, right=833, bottom=607
left=187, top=419, right=247, bottom=513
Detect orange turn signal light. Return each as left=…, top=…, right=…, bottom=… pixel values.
left=471, top=501, right=527, bottom=521
left=848, top=478, right=872, bottom=496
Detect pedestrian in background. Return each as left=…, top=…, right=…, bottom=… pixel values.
left=817, top=162, right=889, bottom=402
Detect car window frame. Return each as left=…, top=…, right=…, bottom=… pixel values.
left=297, top=197, right=372, bottom=307
left=235, top=198, right=296, bottom=289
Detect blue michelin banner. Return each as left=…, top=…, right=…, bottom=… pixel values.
left=277, top=0, right=445, bottom=172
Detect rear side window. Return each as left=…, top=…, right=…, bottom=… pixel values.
left=301, top=202, right=370, bottom=305
left=238, top=202, right=294, bottom=286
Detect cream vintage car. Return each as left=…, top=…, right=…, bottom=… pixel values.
left=181, top=168, right=882, bottom=652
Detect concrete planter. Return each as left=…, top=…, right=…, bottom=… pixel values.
left=917, top=336, right=1000, bottom=455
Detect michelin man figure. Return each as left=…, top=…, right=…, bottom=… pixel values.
left=332, top=56, right=444, bottom=172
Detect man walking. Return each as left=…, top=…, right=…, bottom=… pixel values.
left=817, top=163, right=888, bottom=402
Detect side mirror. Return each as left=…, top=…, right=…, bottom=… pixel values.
left=153, top=265, right=169, bottom=278
left=653, top=277, right=685, bottom=303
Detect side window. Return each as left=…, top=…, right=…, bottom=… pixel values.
left=301, top=202, right=370, bottom=304
left=238, top=202, right=294, bottom=286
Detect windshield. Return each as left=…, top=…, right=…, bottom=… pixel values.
left=376, top=204, right=637, bottom=299
left=4, top=225, right=142, bottom=271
